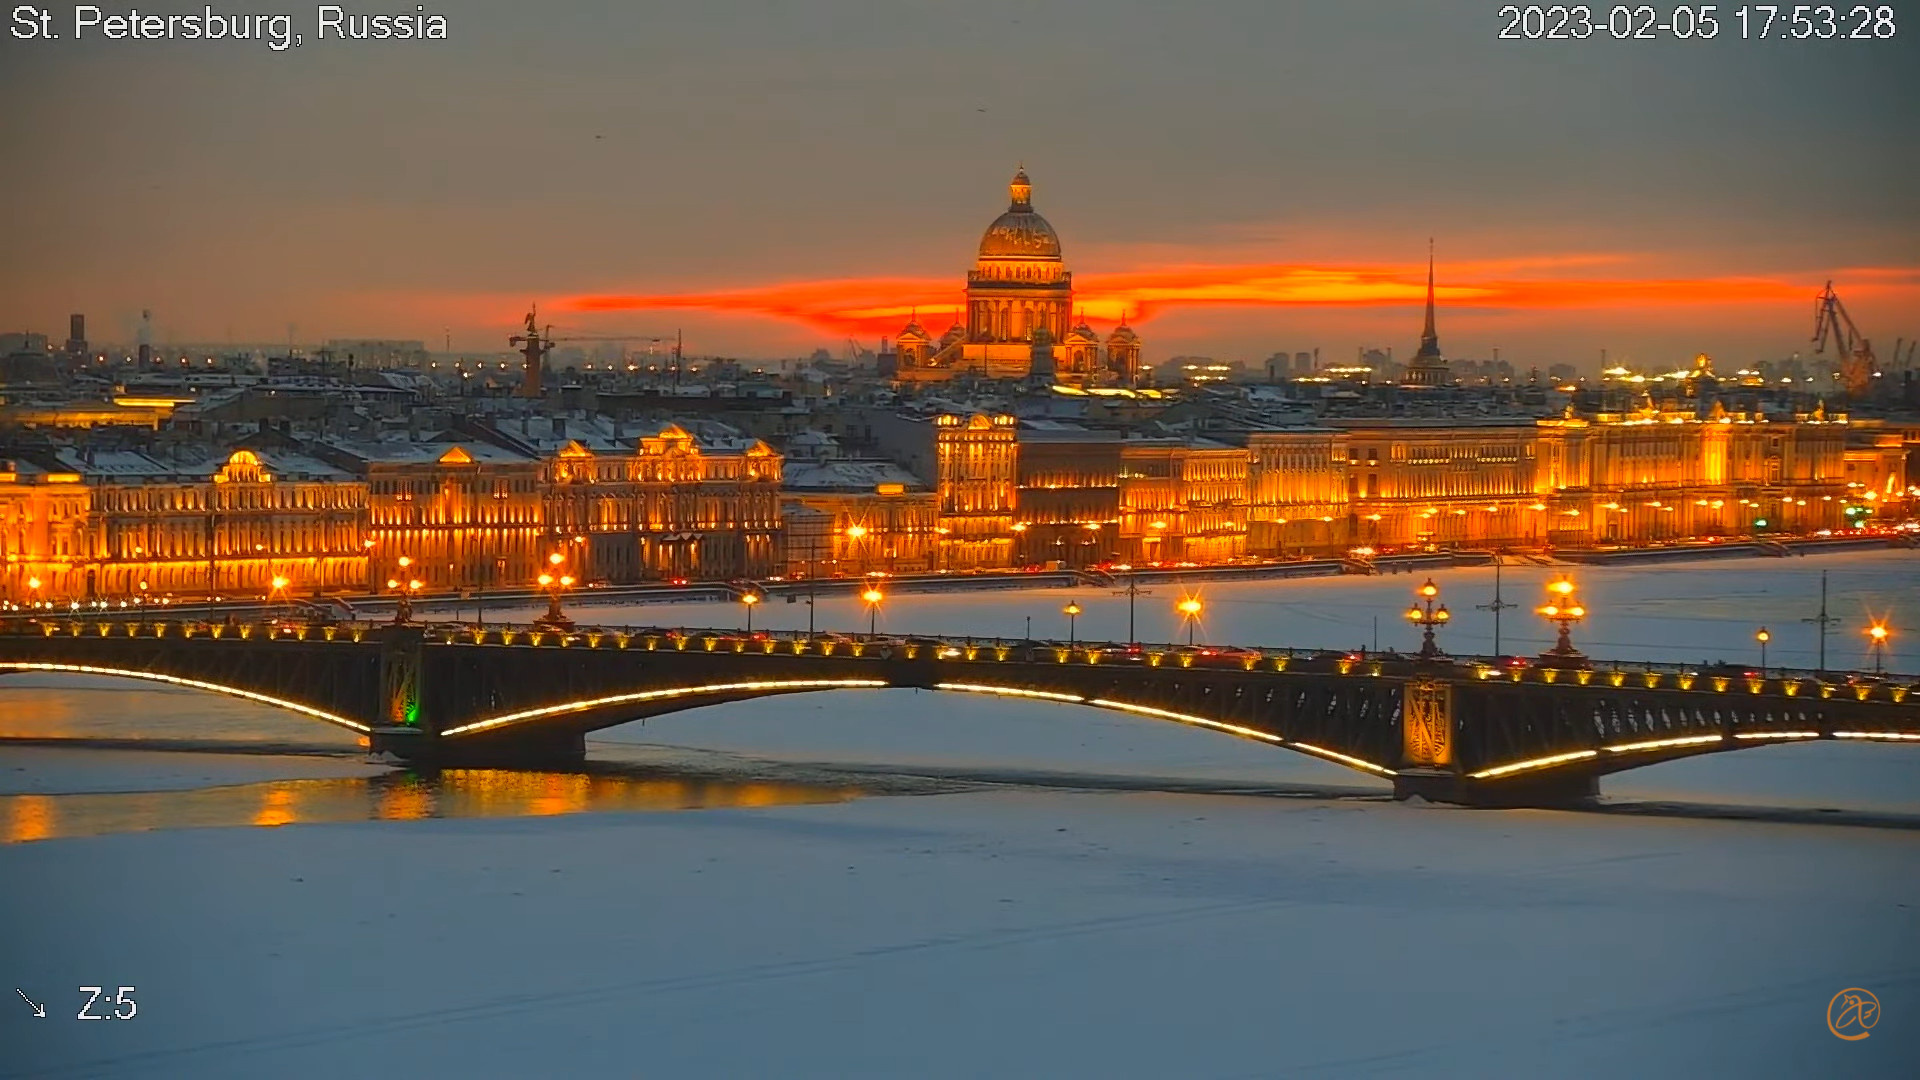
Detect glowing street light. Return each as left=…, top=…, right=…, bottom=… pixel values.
left=536, top=551, right=575, bottom=630
left=389, top=557, right=418, bottom=624
left=1755, top=626, right=1770, bottom=675
left=1177, top=596, right=1203, bottom=645
left=1867, top=621, right=1890, bottom=674
left=741, top=590, right=761, bottom=633
left=1064, top=601, right=1082, bottom=645
left=861, top=586, right=884, bottom=637
left=1403, top=577, right=1451, bottom=659
left=1537, top=576, right=1586, bottom=661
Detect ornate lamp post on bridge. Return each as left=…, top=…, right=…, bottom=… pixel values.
left=741, top=590, right=760, bottom=634
left=861, top=586, right=884, bottom=638
left=386, top=556, right=422, bottom=625
left=536, top=551, right=576, bottom=631
left=1176, top=596, right=1203, bottom=646
left=1064, top=601, right=1081, bottom=646
left=1537, top=575, right=1586, bottom=664
left=1404, top=577, right=1451, bottom=659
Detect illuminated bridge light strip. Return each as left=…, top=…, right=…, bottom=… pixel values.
left=0, top=661, right=368, bottom=733
left=1289, top=742, right=1394, bottom=776
left=1604, top=734, right=1726, bottom=754
left=935, top=683, right=1086, bottom=704
left=1833, top=731, right=1920, bottom=741
left=1468, top=749, right=1600, bottom=780
left=442, top=679, right=888, bottom=737
left=1087, top=698, right=1283, bottom=745
left=1732, top=731, right=1821, bottom=741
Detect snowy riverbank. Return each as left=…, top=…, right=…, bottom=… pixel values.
left=5, top=786, right=1916, bottom=1078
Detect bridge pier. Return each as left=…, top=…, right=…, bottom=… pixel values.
left=1393, top=769, right=1599, bottom=808
left=369, top=727, right=586, bottom=767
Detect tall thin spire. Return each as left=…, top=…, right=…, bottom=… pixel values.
left=1413, top=238, right=1442, bottom=362
left=1422, top=238, right=1437, bottom=340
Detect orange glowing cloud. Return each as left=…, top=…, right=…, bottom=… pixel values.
left=558, top=258, right=1902, bottom=338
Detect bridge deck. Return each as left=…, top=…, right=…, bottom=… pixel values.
left=3, top=616, right=1915, bottom=806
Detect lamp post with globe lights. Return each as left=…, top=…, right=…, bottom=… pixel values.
left=387, top=556, right=421, bottom=624
left=1064, top=601, right=1081, bottom=645
left=1537, top=576, right=1586, bottom=664
left=741, top=590, right=760, bottom=634
left=536, top=551, right=575, bottom=630
left=1756, top=627, right=1770, bottom=675
left=1404, top=578, right=1451, bottom=659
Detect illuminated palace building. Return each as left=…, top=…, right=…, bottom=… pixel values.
left=891, top=169, right=1143, bottom=386
left=0, top=420, right=784, bottom=605
left=1, top=448, right=368, bottom=603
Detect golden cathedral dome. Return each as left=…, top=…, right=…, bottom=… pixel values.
left=978, top=167, right=1063, bottom=260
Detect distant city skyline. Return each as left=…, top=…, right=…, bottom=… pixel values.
left=4, top=1, right=1915, bottom=371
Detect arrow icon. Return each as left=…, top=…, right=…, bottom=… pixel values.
left=16, top=989, right=45, bottom=1018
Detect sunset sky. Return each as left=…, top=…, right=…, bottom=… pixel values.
left=3, top=0, right=1916, bottom=372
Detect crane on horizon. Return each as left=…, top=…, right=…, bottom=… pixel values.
left=1811, top=281, right=1878, bottom=399
left=510, top=305, right=678, bottom=397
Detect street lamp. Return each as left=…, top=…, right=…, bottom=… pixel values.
left=1403, top=577, right=1451, bottom=659
left=270, top=574, right=291, bottom=618
left=861, top=586, right=884, bottom=637
left=741, top=590, right=760, bottom=633
left=389, top=556, right=419, bottom=624
left=26, top=576, right=41, bottom=609
left=1867, top=621, right=1890, bottom=674
left=1537, top=575, right=1586, bottom=661
left=1177, top=596, right=1203, bottom=646
left=844, top=523, right=868, bottom=575
left=537, top=551, right=575, bottom=630
left=1755, top=627, right=1770, bottom=675
left=1064, top=601, right=1081, bottom=645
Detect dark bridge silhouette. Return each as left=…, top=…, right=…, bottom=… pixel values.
left=2, top=617, right=1915, bottom=806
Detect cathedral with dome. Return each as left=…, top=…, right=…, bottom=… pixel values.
left=891, top=168, right=1142, bottom=386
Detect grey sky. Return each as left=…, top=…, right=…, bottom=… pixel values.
left=3, top=0, right=1915, bottom=368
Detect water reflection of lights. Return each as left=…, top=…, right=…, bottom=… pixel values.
left=5, top=794, right=55, bottom=843
left=1, top=771, right=860, bottom=844
left=253, top=787, right=298, bottom=827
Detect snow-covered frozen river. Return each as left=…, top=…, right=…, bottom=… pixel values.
left=2, top=550, right=1917, bottom=1077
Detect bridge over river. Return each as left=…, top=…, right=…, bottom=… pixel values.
left=2, top=616, right=1915, bottom=806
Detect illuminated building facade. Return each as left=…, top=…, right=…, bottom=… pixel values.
left=1245, top=429, right=1348, bottom=555
left=0, top=460, right=91, bottom=604
left=932, top=413, right=1018, bottom=569
left=894, top=169, right=1144, bottom=386
left=1535, top=406, right=1850, bottom=543
left=1117, top=441, right=1249, bottom=565
left=338, top=441, right=545, bottom=593
left=1, top=449, right=368, bottom=603
left=783, top=459, right=938, bottom=576
left=535, top=422, right=784, bottom=582
left=1337, top=421, right=1541, bottom=549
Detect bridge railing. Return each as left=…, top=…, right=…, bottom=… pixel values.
left=4, top=613, right=1914, bottom=693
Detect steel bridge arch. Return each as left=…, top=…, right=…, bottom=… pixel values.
left=0, top=660, right=371, bottom=734
left=436, top=677, right=1400, bottom=779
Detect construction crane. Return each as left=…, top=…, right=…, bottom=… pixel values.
left=509, top=305, right=677, bottom=397
left=1811, top=281, right=1877, bottom=398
